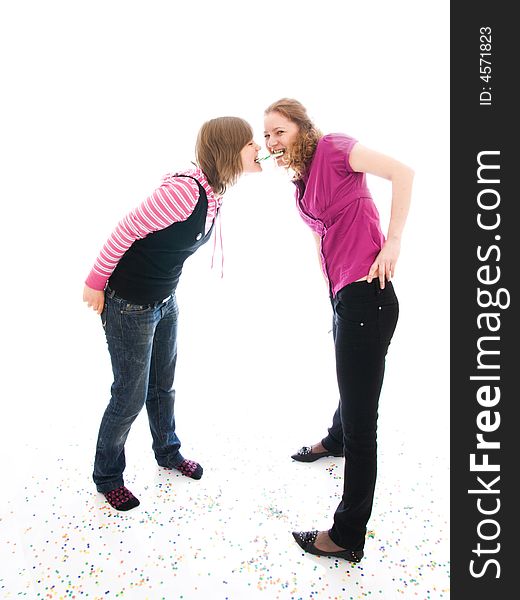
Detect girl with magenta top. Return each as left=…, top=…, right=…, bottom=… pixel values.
left=264, top=99, right=414, bottom=562
left=83, top=117, right=261, bottom=511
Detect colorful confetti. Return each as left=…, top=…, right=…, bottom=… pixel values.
left=0, top=426, right=449, bottom=599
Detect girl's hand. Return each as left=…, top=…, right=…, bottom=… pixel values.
left=83, top=285, right=105, bottom=315
left=367, top=237, right=401, bottom=289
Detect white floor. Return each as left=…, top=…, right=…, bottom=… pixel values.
left=0, top=414, right=449, bottom=599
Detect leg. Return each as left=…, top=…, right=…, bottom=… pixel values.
left=328, top=282, right=399, bottom=550
left=291, top=281, right=398, bottom=558
left=328, top=339, right=387, bottom=549
left=145, top=294, right=183, bottom=467
left=321, top=313, right=344, bottom=453
left=146, top=295, right=203, bottom=480
left=291, top=312, right=343, bottom=461
left=320, top=403, right=343, bottom=454
left=93, top=296, right=158, bottom=493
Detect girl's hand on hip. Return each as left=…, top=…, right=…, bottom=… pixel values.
left=367, top=238, right=401, bottom=289
left=83, top=285, right=105, bottom=315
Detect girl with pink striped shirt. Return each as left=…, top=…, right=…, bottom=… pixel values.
left=83, top=117, right=261, bottom=511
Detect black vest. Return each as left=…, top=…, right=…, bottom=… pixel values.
left=108, top=176, right=214, bottom=303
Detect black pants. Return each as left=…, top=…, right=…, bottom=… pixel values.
left=322, top=280, right=399, bottom=550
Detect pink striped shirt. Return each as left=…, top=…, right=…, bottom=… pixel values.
left=85, top=167, right=220, bottom=291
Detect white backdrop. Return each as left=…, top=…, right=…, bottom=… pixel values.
left=0, top=0, right=449, bottom=470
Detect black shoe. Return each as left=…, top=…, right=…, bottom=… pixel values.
left=173, top=459, right=203, bottom=480
left=292, top=530, right=363, bottom=562
left=291, top=446, right=343, bottom=462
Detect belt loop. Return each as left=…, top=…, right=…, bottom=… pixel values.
left=105, top=285, right=116, bottom=299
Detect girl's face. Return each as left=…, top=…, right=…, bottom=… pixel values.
left=240, top=139, right=262, bottom=173
left=263, top=112, right=300, bottom=166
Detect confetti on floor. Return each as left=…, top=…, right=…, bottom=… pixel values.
left=0, top=422, right=449, bottom=600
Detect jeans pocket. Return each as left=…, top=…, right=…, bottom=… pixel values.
left=336, top=303, right=378, bottom=345
left=120, top=302, right=154, bottom=315
left=377, top=302, right=399, bottom=343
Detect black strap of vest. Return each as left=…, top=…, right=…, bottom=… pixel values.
left=175, top=174, right=206, bottom=199
left=175, top=173, right=220, bottom=219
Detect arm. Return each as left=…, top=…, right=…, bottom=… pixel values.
left=349, top=143, right=414, bottom=288
left=83, top=177, right=200, bottom=314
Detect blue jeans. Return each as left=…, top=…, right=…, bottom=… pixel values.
left=93, top=288, right=185, bottom=493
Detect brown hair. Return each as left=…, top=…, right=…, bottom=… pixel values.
left=195, top=117, right=253, bottom=195
left=264, top=98, right=322, bottom=179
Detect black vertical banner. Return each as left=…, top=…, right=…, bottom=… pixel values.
left=451, top=3, right=517, bottom=598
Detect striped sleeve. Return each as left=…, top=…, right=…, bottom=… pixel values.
left=85, top=177, right=199, bottom=290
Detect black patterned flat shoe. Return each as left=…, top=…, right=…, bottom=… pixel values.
left=291, top=446, right=343, bottom=462
left=292, top=530, right=364, bottom=562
